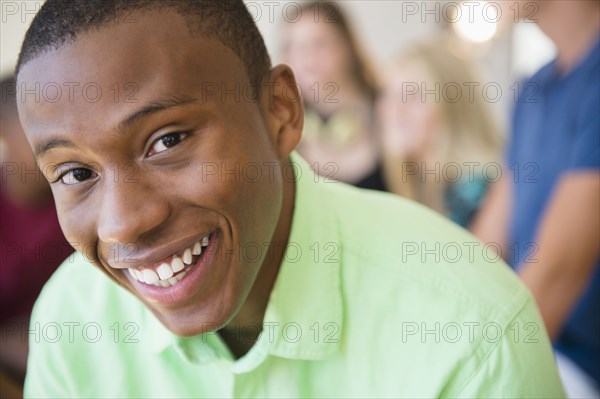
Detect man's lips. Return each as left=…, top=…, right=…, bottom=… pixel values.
left=123, top=230, right=221, bottom=306
left=127, top=233, right=210, bottom=287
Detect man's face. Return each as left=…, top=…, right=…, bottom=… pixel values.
left=17, top=11, right=297, bottom=336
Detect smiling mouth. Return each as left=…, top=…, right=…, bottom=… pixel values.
left=127, top=234, right=211, bottom=288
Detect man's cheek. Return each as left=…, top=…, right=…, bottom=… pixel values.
left=185, top=164, right=240, bottom=210
left=56, top=203, right=96, bottom=259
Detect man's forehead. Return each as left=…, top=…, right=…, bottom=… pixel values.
left=16, top=11, right=249, bottom=137
left=19, top=11, right=243, bottom=86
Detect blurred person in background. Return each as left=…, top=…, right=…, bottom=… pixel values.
left=472, top=1, right=600, bottom=396
left=282, top=1, right=385, bottom=190
left=0, top=76, right=73, bottom=398
left=379, top=34, right=503, bottom=227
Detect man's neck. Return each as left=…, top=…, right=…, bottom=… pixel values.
left=219, top=157, right=296, bottom=359
left=537, top=4, right=600, bottom=74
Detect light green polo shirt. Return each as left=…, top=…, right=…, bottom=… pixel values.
left=25, top=154, right=565, bottom=398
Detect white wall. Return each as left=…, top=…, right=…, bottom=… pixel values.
left=0, top=1, right=43, bottom=76
left=252, top=0, right=441, bottom=68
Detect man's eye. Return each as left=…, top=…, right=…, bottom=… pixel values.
left=60, top=168, right=96, bottom=185
left=148, top=132, right=188, bottom=156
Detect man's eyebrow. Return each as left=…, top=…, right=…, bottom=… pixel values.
left=34, top=95, right=199, bottom=158
left=34, top=138, right=77, bottom=158
left=117, top=94, right=199, bottom=134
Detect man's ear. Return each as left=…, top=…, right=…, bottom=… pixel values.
left=262, top=64, right=303, bottom=159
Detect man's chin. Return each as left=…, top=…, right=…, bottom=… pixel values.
left=149, top=304, right=234, bottom=338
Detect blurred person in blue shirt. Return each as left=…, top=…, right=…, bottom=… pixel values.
left=473, top=1, right=600, bottom=396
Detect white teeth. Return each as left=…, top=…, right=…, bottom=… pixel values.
left=129, top=269, right=142, bottom=281
left=168, top=276, right=178, bottom=285
left=142, top=269, right=159, bottom=284
left=127, top=235, right=208, bottom=288
left=156, top=263, right=174, bottom=280
left=128, top=264, right=190, bottom=287
left=171, top=256, right=185, bottom=273
left=176, top=271, right=187, bottom=281
left=192, top=241, right=202, bottom=255
left=183, top=248, right=192, bottom=265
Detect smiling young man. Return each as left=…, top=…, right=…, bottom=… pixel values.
left=15, top=1, right=565, bottom=398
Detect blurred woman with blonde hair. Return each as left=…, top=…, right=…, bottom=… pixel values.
left=379, top=34, right=503, bottom=227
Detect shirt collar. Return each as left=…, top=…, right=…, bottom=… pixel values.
left=538, top=37, right=600, bottom=85
left=143, top=153, right=344, bottom=364
left=259, top=152, right=343, bottom=360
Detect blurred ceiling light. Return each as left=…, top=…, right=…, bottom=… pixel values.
left=452, top=0, right=499, bottom=43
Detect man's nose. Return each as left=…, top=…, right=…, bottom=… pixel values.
left=97, top=178, right=170, bottom=247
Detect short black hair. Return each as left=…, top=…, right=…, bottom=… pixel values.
left=16, top=0, right=272, bottom=91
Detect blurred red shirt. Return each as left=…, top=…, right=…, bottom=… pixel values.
left=0, top=190, right=73, bottom=320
